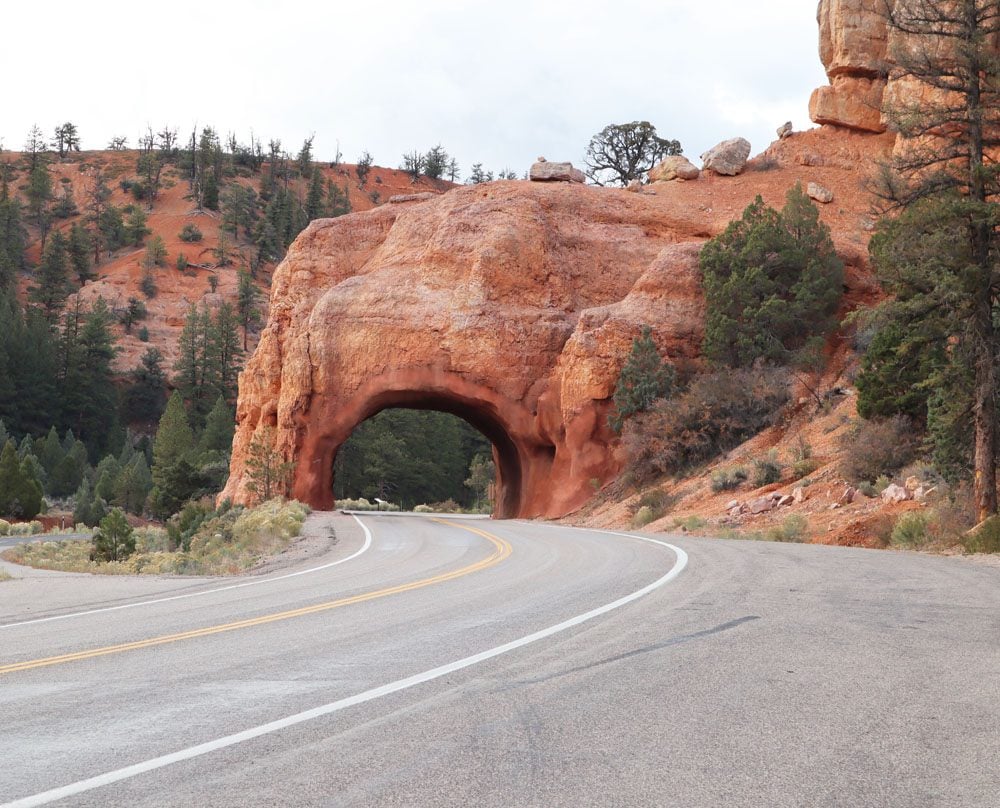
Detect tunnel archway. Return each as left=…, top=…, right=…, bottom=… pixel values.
left=293, top=370, right=552, bottom=519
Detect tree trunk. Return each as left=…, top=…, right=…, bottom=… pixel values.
left=973, top=286, right=998, bottom=521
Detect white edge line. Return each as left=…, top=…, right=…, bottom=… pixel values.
left=0, top=516, right=374, bottom=630
left=1, top=527, right=687, bottom=808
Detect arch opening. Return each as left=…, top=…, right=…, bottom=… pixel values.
left=327, top=390, right=525, bottom=519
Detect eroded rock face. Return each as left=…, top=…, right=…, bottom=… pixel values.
left=810, top=0, right=889, bottom=132
left=222, top=182, right=704, bottom=518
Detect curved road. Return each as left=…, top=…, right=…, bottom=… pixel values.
left=1, top=514, right=998, bottom=807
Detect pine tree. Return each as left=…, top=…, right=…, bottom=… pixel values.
left=38, top=426, right=65, bottom=483
left=30, top=229, right=70, bottom=319
left=306, top=166, right=326, bottom=220
left=700, top=185, right=843, bottom=368
left=237, top=269, right=261, bottom=350
left=67, top=222, right=93, bottom=283
left=198, top=396, right=235, bottom=458
left=151, top=390, right=197, bottom=517
left=0, top=440, right=43, bottom=519
left=245, top=426, right=295, bottom=503
left=26, top=159, right=53, bottom=248
left=124, top=206, right=150, bottom=246
left=91, top=508, right=135, bottom=562
left=122, top=347, right=167, bottom=425
left=0, top=173, right=27, bottom=292
left=861, top=0, right=1000, bottom=520
left=609, top=326, right=675, bottom=433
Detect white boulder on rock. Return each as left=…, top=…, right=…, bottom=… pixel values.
left=648, top=155, right=700, bottom=183
left=700, top=138, right=751, bottom=176
left=530, top=161, right=586, bottom=183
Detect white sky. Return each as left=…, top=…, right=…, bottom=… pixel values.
left=1, top=0, right=826, bottom=179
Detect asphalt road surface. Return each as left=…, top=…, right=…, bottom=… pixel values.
left=1, top=513, right=998, bottom=807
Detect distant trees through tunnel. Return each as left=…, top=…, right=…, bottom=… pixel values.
left=332, top=409, right=496, bottom=512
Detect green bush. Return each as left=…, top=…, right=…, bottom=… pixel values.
left=752, top=453, right=783, bottom=487
left=699, top=184, right=843, bottom=368
left=890, top=512, right=931, bottom=548
left=179, top=223, right=203, bottom=242
left=636, top=488, right=675, bottom=520
left=672, top=515, right=708, bottom=531
left=138, top=326, right=150, bottom=342
left=711, top=467, right=747, bottom=492
left=0, top=519, right=9, bottom=536
left=176, top=253, right=188, bottom=271
left=140, top=270, right=157, bottom=299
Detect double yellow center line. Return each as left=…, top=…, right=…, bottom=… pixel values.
left=0, top=519, right=511, bottom=676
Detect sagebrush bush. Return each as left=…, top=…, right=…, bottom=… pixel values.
left=336, top=497, right=400, bottom=512
left=838, top=415, right=921, bottom=483
left=766, top=514, right=808, bottom=543
left=891, top=512, right=931, bottom=548
left=791, top=458, right=820, bottom=479
left=623, top=367, right=789, bottom=483
left=711, top=467, right=747, bottom=492
left=414, top=504, right=434, bottom=513
left=672, top=515, right=708, bottom=531
left=752, top=453, right=783, bottom=487
left=636, top=488, right=675, bottom=521
left=0, top=519, right=9, bottom=536
left=964, top=516, right=1000, bottom=554
left=631, top=505, right=657, bottom=529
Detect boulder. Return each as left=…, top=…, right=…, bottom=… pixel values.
left=530, top=161, right=586, bottom=183
left=777, top=122, right=793, bottom=140
left=777, top=495, right=794, bottom=508
left=793, top=486, right=806, bottom=504
left=627, top=179, right=642, bottom=193
left=725, top=500, right=740, bottom=511
left=904, top=475, right=921, bottom=493
left=881, top=484, right=910, bottom=505
left=807, top=182, right=835, bottom=204
left=700, top=138, right=751, bottom=176
left=749, top=497, right=776, bottom=515
left=840, top=486, right=857, bottom=504
left=649, top=155, right=700, bottom=183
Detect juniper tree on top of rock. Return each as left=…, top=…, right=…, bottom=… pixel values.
left=584, top=121, right=681, bottom=187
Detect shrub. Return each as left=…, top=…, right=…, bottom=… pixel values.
left=176, top=253, right=188, bottom=271
left=711, top=467, right=747, bottom=492
left=623, top=367, right=789, bottom=483
left=631, top=505, right=657, bottom=528
left=965, top=517, right=1000, bottom=554
left=891, top=511, right=931, bottom=548
left=138, top=326, right=150, bottom=342
left=179, top=223, right=203, bottom=242
left=791, top=458, right=820, bottom=479
left=838, top=415, right=920, bottom=484
left=609, top=326, right=675, bottom=433
left=637, top=488, right=674, bottom=515
left=752, top=453, right=783, bottom=487
left=140, top=269, right=157, bottom=299
left=0, top=519, right=9, bottom=536
left=672, top=515, right=707, bottom=531
left=766, top=514, right=808, bottom=543
left=429, top=499, right=460, bottom=513
left=699, top=185, right=843, bottom=368
left=857, top=481, right=878, bottom=498
left=414, top=504, right=434, bottom=514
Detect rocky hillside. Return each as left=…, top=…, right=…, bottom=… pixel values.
left=9, top=150, right=452, bottom=371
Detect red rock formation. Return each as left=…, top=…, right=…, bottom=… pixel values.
left=221, top=183, right=706, bottom=517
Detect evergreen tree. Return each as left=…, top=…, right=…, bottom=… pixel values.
left=244, top=426, right=294, bottom=503
left=0, top=173, right=27, bottom=292
left=38, top=426, right=65, bottom=483
left=198, top=396, right=234, bottom=457
left=221, top=184, right=258, bottom=239
left=49, top=438, right=89, bottom=498
left=237, top=270, right=261, bottom=350
left=67, top=222, right=93, bottom=283
left=0, top=440, right=43, bottom=519
left=609, top=326, right=676, bottom=433
left=30, top=229, right=70, bottom=319
left=863, top=0, right=1000, bottom=519
left=122, top=347, right=167, bottom=425
left=0, top=294, right=58, bottom=435
left=150, top=390, right=200, bottom=516
left=26, top=159, right=53, bottom=248
left=306, top=166, right=326, bottom=220
left=91, top=508, right=135, bottom=562
left=115, top=454, right=152, bottom=514
left=124, top=206, right=151, bottom=246
left=326, top=180, right=351, bottom=217
left=700, top=185, right=843, bottom=368
left=73, top=476, right=107, bottom=527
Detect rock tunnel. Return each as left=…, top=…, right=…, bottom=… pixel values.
left=220, top=181, right=705, bottom=518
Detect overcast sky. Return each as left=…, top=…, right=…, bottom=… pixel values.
left=1, top=0, right=826, bottom=179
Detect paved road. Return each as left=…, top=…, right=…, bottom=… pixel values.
left=1, top=514, right=998, bottom=807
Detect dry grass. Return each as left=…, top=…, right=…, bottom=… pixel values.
left=2, top=500, right=311, bottom=576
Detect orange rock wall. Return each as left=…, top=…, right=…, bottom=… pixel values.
left=221, top=183, right=705, bottom=517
